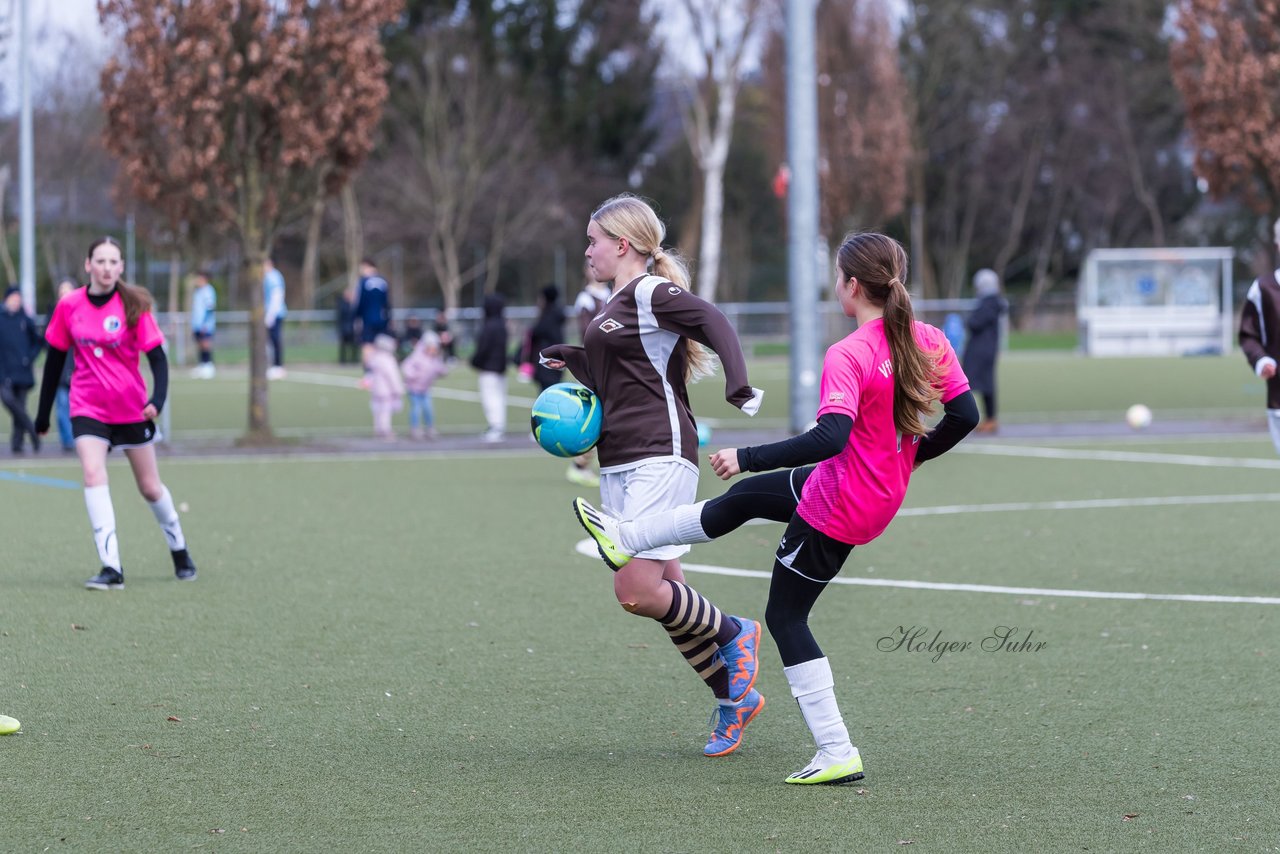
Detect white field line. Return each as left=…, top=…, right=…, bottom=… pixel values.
left=572, top=539, right=1280, bottom=606
left=897, top=492, right=1280, bottom=516
left=953, top=442, right=1280, bottom=470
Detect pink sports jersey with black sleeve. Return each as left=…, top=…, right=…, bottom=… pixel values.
left=541, top=275, right=763, bottom=472
left=797, top=319, right=969, bottom=545
left=44, top=289, right=165, bottom=424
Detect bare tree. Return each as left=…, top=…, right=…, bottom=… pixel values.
left=667, top=0, right=768, bottom=302
left=370, top=28, right=563, bottom=312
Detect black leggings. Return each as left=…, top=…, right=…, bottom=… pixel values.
left=700, top=467, right=813, bottom=536
left=1, top=381, right=37, bottom=451
left=700, top=467, right=854, bottom=665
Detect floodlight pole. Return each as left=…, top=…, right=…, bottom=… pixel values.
left=785, top=0, right=821, bottom=433
left=18, top=0, right=35, bottom=312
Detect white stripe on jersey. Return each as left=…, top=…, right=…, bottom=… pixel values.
left=1247, top=279, right=1268, bottom=347
left=634, top=275, right=684, bottom=461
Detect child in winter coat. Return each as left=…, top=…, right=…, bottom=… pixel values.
left=363, top=333, right=405, bottom=440
left=400, top=331, right=450, bottom=439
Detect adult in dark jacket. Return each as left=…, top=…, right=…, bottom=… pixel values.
left=470, top=293, right=509, bottom=441
left=0, top=286, right=43, bottom=453
left=962, top=268, right=1007, bottom=433
left=355, top=259, right=391, bottom=344
left=524, top=284, right=565, bottom=391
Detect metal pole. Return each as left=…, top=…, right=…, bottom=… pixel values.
left=18, top=0, right=35, bottom=312
left=785, top=0, right=821, bottom=433
left=126, top=213, right=137, bottom=282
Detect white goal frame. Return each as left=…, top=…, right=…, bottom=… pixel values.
left=1078, top=247, right=1235, bottom=357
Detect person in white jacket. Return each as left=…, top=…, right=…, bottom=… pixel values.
left=263, top=257, right=288, bottom=380
left=363, top=333, right=405, bottom=440
left=400, top=331, right=450, bottom=439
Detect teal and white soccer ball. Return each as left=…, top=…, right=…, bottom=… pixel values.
left=531, top=383, right=603, bottom=457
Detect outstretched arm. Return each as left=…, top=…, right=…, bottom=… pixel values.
left=539, top=344, right=594, bottom=389
left=650, top=286, right=762, bottom=414
left=707, top=412, right=853, bottom=480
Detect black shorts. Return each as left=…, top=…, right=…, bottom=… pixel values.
left=71, top=417, right=160, bottom=450
left=774, top=514, right=855, bottom=584
left=193, top=331, right=214, bottom=343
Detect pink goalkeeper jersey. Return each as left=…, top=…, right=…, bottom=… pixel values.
left=797, top=318, right=970, bottom=545
left=44, top=288, right=165, bottom=424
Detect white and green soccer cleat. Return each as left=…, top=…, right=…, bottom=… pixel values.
left=784, top=748, right=865, bottom=785
left=572, top=498, right=632, bottom=570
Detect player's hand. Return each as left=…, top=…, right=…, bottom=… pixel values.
left=34, top=416, right=50, bottom=436
left=708, top=448, right=741, bottom=480
left=1262, top=363, right=1277, bottom=380
left=541, top=358, right=566, bottom=370
left=142, top=403, right=159, bottom=421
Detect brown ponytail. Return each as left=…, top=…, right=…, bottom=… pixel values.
left=835, top=232, right=941, bottom=437
left=117, top=281, right=155, bottom=328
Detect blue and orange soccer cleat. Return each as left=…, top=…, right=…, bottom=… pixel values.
left=718, top=617, right=761, bottom=702
left=704, top=689, right=764, bottom=757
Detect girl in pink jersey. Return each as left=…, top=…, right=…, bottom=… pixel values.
left=546, top=193, right=767, bottom=758
left=35, top=237, right=196, bottom=590
left=575, top=232, right=979, bottom=784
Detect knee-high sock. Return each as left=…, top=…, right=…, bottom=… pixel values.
left=147, top=486, right=186, bottom=551
left=619, top=502, right=710, bottom=553
left=84, top=485, right=121, bottom=570
left=783, top=657, right=854, bottom=761
left=659, top=580, right=740, bottom=700
left=619, top=469, right=804, bottom=552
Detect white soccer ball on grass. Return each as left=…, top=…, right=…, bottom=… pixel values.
left=1125, top=404, right=1152, bottom=431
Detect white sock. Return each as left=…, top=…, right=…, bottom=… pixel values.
left=147, top=486, right=187, bottom=551
left=619, top=500, right=711, bottom=553
left=84, top=485, right=121, bottom=571
left=783, top=657, right=855, bottom=762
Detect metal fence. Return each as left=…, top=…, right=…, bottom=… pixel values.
left=147, top=296, right=1081, bottom=366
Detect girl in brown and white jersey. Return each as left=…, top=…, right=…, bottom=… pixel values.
left=542, top=193, right=766, bottom=757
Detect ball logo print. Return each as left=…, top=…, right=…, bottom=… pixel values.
left=531, top=382, right=603, bottom=457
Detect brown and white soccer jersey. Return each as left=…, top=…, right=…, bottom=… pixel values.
left=542, top=274, right=762, bottom=472
left=1240, top=269, right=1280, bottom=410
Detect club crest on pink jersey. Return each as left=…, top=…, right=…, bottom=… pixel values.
left=103, top=315, right=122, bottom=333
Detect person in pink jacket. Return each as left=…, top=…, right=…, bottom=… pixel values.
left=363, top=333, right=405, bottom=440
left=400, top=331, right=450, bottom=439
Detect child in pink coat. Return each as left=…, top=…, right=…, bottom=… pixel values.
left=400, top=331, right=450, bottom=439
left=363, top=333, right=405, bottom=440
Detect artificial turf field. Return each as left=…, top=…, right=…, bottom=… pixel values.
left=3, top=353, right=1279, bottom=851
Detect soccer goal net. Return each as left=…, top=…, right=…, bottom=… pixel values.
left=1078, top=247, right=1235, bottom=356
